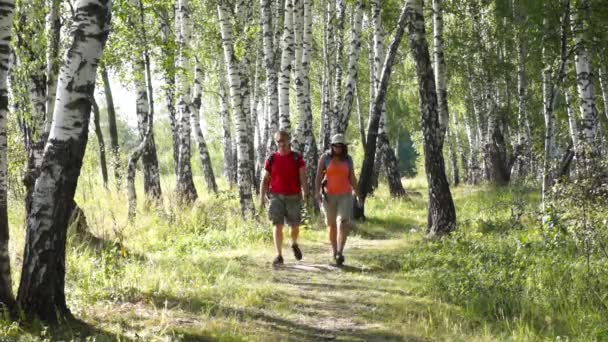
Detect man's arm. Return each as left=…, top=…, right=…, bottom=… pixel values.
left=259, top=170, right=270, bottom=207
left=299, top=167, right=308, bottom=198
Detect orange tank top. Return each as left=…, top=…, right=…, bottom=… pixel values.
left=325, top=158, right=352, bottom=195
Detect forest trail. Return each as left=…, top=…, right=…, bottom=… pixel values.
left=259, top=237, right=427, bottom=341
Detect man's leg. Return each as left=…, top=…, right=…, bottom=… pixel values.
left=273, top=224, right=284, bottom=256
left=290, top=225, right=299, bottom=245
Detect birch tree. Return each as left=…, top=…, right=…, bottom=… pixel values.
left=0, top=0, right=15, bottom=311
left=218, top=0, right=254, bottom=216
left=278, top=0, right=293, bottom=132
left=17, top=0, right=112, bottom=322
left=191, top=62, right=217, bottom=193
left=405, top=0, right=456, bottom=235
left=570, top=0, right=599, bottom=160
left=358, top=2, right=409, bottom=217
left=100, top=65, right=121, bottom=189
left=175, top=0, right=197, bottom=202
left=260, top=0, right=279, bottom=154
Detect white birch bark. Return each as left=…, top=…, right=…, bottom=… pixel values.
left=191, top=63, right=218, bottom=194
left=598, top=62, right=608, bottom=121
left=337, top=0, right=364, bottom=134
left=218, top=70, right=236, bottom=185
left=261, top=0, right=279, bottom=154
left=0, top=0, right=15, bottom=309
left=319, top=0, right=335, bottom=151
left=432, top=0, right=448, bottom=141
left=330, top=0, right=346, bottom=136
left=17, top=0, right=111, bottom=321
left=278, top=0, right=293, bottom=132
left=565, top=88, right=580, bottom=157
left=44, top=0, right=60, bottom=132
left=570, top=0, right=598, bottom=156
left=218, top=1, right=254, bottom=216
left=175, top=0, right=197, bottom=202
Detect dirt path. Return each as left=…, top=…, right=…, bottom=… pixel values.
left=245, top=238, right=429, bottom=341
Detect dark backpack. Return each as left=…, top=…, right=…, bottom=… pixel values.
left=266, top=151, right=301, bottom=172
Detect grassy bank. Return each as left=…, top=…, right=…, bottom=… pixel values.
left=0, top=174, right=606, bottom=341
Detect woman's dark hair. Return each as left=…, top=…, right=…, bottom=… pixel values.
left=330, top=144, right=348, bottom=160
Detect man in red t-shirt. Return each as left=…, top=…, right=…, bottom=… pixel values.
left=260, top=130, right=308, bottom=266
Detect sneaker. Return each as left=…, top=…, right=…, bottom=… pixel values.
left=336, top=253, right=345, bottom=266
left=292, top=243, right=302, bottom=261
left=272, top=255, right=284, bottom=266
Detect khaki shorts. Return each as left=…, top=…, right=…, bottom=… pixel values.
left=268, top=193, right=302, bottom=226
left=322, top=193, right=353, bottom=225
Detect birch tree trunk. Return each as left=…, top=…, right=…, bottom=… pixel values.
left=100, top=66, right=121, bottom=190
left=191, top=63, right=218, bottom=194
left=218, top=1, right=254, bottom=216
left=598, top=62, right=608, bottom=122
left=218, top=71, right=236, bottom=185
left=447, top=125, right=459, bottom=186
left=565, top=88, right=580, bottom=163
left=358, top=3, right=408, bottom=217
left=261, top=0, right=279, bottom=154
left=175, top=0, right=197, bottom=202
left=91, top=98, right=108, bottom=188
left=45, top=0, right=60, bottom=132
left=159, top=6, right=179, bottom=176
left=17, top=0, right=111, bottom=322
left=432, top=0, right=448, bottom=141
left=330, top=0, right=346, bottom=136
left=511, top=36, right=530, bottom=180
left=0, top=0, right=15, bottom=311
left=278, top=0, right=293, bottom=132
left=570, top=0, right=598, bottom=159
left=405, top=0, right=456, bottom=235
left=337, top=0, right=364, bottom=133
left=452, top=113, right=467, bottom=184
left=319, top=0, right=335, bottom=152
left=369, top=0, right=405, bottom=197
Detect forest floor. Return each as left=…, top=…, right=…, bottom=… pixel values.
left=3, top=175, right=605, bottom=341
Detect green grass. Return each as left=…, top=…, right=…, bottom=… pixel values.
left=1, top=172, right=607, bottom=341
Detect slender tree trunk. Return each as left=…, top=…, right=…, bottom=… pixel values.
left=100, top=66, right=121, bottom=190
left=464, top=112, right=480, bottom=184
left=432, top=0, right=448, bottom=141
left=175, top=0, right=197, bottom=202
left=278, top=0, right=293, bottom=132
left=358, top=2, right=409, bottom=217
left=337, top=0, right=364, bottom=133
left=218, top=70, right=236, bottom=185
left=0, top=0, right=15, bottom=312
left=45, top=0, right=60, bottom=132
left=91, top=98, right=108, bottom=188
left=319, top=0, right=334, bottom=152
left=565, top=88, right=580, bottom=170
left=570, top=0, right=598, bottom=158
left=159, top=6, right=179, bottom=177
left=17, top=0, right=111, bottom=322
left=597, top=60, right=608, bottom=121
left=356, top=86, right=365, bottom=147
left=191, top=63, right=218, bottom=193
left=330, top=0, right=346, bottom=136
left=405, top=0, right=456, bottom=235
left=452, top=113, right=467, bottom=183
left=511, top=36, right=530, bottom=180
left=261, top=0, right=279, bottom=154
left=218, top=1, right=254, bottom=216
left=447, top=125, right=459, bottom=186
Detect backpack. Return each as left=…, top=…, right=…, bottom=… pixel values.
left=266, top=151, right=301, bottom=172
left=320, top=151, right=353, bottom=197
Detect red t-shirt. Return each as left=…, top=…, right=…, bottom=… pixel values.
left=264, top=151, right=305, bottom=195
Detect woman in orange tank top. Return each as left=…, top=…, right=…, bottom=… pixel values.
left=314, top=134, right=361, bottom=266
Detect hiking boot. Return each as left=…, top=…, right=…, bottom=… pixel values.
left=292, top=243, right=302, bottom=261
left=272, top=255, right=284, bottom=266
left=336, top=253, right=345, bottom=266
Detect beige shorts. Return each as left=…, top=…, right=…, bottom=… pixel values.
left=268, top=193, right=302, bottom=226
left=322, top=193, right=353, bottom=225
